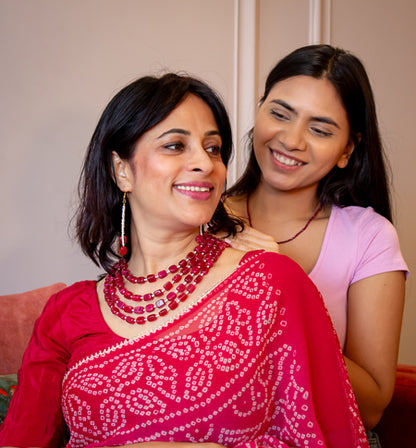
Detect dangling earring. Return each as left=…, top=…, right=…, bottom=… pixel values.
left=119, top=192, right=127, bottom=256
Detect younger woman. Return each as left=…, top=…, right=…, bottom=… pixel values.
left=226, top=45, right=408, bottom=433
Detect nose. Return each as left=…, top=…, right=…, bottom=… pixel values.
left=280, top=122, right=307, bottom=151
left=188, top=145, right=215, bottom=173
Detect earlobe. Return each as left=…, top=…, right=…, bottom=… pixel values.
left=112, top=151, right=132, bottom=192
left=337, top=141, right=355, bottom=169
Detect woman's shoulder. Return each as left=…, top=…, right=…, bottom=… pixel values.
left=239, top=249, right=309, bottom=278
left=234, top=250, right=322, bottom=308
left=326, top=206, right=402, bottom=257
left=332, top=205, right=394, bottom=233
left=334, top=204, right=387, bottom=221
left=328, top=205, right=406, bottom=267
left=54, top=279, right=97, bottom=298
left=38, top=279, right=111, bottom=346
left=46, top=280, right=98, bottom=312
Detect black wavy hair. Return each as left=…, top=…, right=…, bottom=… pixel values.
left=75, top=73, right=242, bottom=273
left=227, top=44, right=392, bottom=222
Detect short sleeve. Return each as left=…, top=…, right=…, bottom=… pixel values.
left=352, top=209, right=408, bottom=284
left=0, top=292, right=70, bottom=448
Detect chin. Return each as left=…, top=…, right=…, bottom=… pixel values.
left=184, top=207, right=217, bottom=223
left=181, top=215, right=214, bottom=230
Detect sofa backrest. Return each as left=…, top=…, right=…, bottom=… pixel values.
left=0, top=283, right=67, bottom=375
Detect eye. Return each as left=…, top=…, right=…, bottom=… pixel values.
left=205, top=145, right=222, bottom=156
left=164, top=142, right=185, bottom=151
left=310, top=126, right=333, bottom=138
left=270, top=109, right=289, bottom=121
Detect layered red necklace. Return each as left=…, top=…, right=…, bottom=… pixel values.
left=104, top=232, right=229, bottom=325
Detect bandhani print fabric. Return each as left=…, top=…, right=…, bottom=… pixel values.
left=62, top=252, right=369, bottom=448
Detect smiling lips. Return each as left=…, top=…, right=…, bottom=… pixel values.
left=175, top=185, right=211, bottom=192
left=174, top=183, right=214, bottom=199
left=271, top=149, right=304, bottom=167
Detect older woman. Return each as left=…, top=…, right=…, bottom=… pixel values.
left=0, top=73, right=368, bottom=448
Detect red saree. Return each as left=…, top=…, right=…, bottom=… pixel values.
left=62, top=252, right=367, bottom=448
left=0, top=251, right=368, bottom=447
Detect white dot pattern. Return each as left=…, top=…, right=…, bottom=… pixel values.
left=61, top=253, right=368, bottom=448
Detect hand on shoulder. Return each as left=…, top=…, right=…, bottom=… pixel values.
left=223, top=226, right=280, bottom=254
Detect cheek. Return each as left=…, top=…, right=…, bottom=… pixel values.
left=134, top=156, right=170, bottom=182
left=313, top=143, right=349, bottom=175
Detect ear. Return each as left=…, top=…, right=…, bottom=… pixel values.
left=336, top=139, right=356, bottom=169
left=112, top=151, right=132, bottom=192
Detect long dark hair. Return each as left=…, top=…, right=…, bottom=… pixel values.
left=75, top=73, right=242, bottom=273
left=227, top=44, right=392, bottom=221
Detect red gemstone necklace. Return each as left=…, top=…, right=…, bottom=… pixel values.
left=246, top=195, right=322, bottom=244
left=104, top=232, right=229, bottom=325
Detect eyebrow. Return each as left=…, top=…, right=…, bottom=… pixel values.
left=157, top=128, right=221, bottom=139
left=270, top=99, right=341, bottom=129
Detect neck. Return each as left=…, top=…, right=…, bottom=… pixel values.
left=251, top=182, right=320, bottom=221
left=245, top=183, right=325, bottom=245
left=128, top=225, right=201, bottom=276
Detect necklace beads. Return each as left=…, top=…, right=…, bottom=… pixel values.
left=246, top=195, right=322, bottom=244
left=104, top=232, right=228, bottom=325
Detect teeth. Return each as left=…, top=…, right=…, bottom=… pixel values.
left=175, top=185, right=210, bottom=192
left=272, top=152, right=303, bottom=166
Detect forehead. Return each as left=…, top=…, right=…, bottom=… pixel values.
left=147, top=94, right=219, bottom=136
left=267, top=75, right=347, bottom=118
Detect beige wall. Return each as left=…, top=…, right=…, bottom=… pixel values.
left=0, top=0, right=237, bottom=291
left=1, top=0, right=415, bottom=363
left=329, top=0, right=416, bottom=366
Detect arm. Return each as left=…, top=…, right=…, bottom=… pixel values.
left=0, top=293, right=69, bottom=448
left=344, top=271, right=405, bottom=429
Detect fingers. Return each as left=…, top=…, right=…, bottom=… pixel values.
left=224, top=227, right=279, bottom=253
left=238, top=226, right=277, bottom=241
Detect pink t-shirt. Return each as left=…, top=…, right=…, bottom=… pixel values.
left=309, top=206, right=408, bottom=349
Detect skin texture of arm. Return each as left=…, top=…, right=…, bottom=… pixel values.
left=344, top=271, right=405, bottom=429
